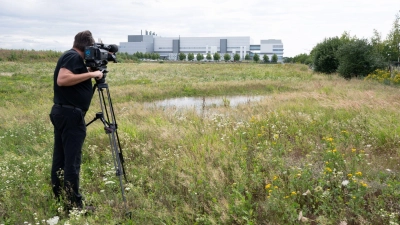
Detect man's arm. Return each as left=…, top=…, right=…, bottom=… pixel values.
left=57, top=68, right=103, bottom=86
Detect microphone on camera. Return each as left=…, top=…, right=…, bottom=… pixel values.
left=107, top=44, right=118, bottom=53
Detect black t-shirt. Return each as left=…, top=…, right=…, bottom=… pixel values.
left=53, top=49, right=93, bottom=111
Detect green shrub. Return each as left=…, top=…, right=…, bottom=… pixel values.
left=365, top=69, right=400, bottom=84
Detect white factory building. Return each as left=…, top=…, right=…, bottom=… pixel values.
left=119, top=31, right=284, bottom=62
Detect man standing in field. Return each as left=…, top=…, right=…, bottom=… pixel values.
left=49, top=30, right=103, bottom=212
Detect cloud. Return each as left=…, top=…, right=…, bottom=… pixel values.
left=0, top=0, right=398, bottom=56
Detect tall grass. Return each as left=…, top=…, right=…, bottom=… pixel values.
left=0, top=58, right=400, bottom=224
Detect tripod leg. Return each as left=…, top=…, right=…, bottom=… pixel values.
left=95, top=83, right=128, bottom=204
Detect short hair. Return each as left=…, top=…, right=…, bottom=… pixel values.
left=73, top=30, right=95, bottom=52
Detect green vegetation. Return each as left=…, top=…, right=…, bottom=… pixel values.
left=1, top=53, right=400, bottom=224
left=285, top=12, right=400, bottom=79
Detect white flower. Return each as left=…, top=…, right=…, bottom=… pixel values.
left=342, top=180, right=350, bottom=186
left=105, top=181, right=115, bottom=185
left=386, top=169, right=392, bottom=172
left=302, top=189, right=311, bottom=196
left=46, top=216, right=60, bottom=225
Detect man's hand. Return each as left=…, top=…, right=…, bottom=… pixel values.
left=92, top=70, right=103, bottom=80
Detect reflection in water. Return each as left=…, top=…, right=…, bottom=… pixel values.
left=144, top=95, right=265, bottom=111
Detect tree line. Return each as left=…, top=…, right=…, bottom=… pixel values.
left=284, top=13, right=400, bottom=79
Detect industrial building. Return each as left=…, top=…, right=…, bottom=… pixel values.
left=119, top=31, right=284, bottom=62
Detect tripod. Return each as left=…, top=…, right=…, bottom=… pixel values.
left=86, top=74, right=129, bottom=206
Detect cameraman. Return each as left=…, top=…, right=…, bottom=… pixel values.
left=49, top=30, right=103, bottom=211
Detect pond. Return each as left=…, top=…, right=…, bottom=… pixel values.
left=144, top=95, right=266, bottom=111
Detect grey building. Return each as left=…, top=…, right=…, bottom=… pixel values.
left=119, top=33, right=284, bottom=62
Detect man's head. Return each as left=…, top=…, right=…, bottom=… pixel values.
left=73, top=30, right=95, bottom=52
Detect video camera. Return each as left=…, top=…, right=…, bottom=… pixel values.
left=84, top=43, right=118, bottom=83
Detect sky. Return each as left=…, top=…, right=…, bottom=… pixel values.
left=0, top=0, right=399, bottom=57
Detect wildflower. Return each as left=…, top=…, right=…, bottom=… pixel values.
left=265, top=183, right=271, bottom=189
left=347, top=173, right=353, bottom=178
left=302, top=189, right=311, bottom=196
left=273, top=176, right=278, bottom=181
left=341, top=180, right=349, bottom=186
left=325, top=167, right=333, bottom=173
left=273, top=134, right=279, bottom=140
left=361, top=182, right=368, bottom=187
left=332, top=149, right=337, bottom=153
left=46, top=216, right=59, bottom=225
left=296, top=173, right=301, bottom=177
left=355, top=172, right=362, bottom=177
left=351, top=148, right=356, bottom=153
left=105, top=181, right=115, bottom=185
left=291, top=191, right=297, bottom=196
left=314, top=186, right=323, bottom=192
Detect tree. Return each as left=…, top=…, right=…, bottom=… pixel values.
left=234, top=53, right=240, bottom=61
left=293, top=53, right=311, bottom=64
left=283, top=57, right=293, bottom=63
left=386, top=13, right=400, bottom=62
left=188, top=53, right=194, bottom=61
left=263, top=54, right=270, bottom=63
left=370, top=29, right=386, bottom=57
left=253, top=53, right=259, bottom=62
left=224, top=53, right=231, bottom=61
left=206, top=53, right=212, bottom=60
left=272, top=54, right=278, bottom=63
left=311, top=36, right=347, bottom=73
left=196, top=53, right=204, bottom=61
left=245, top=54, right=250, bottom=60
left=213, top=52, right=221, bottom=61
left=179, top=52, right=186, bottom=61
left=336, top=39, right=386, bottom=79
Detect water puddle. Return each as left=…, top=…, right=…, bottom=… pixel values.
left=144, top=95, right=266, bottom=111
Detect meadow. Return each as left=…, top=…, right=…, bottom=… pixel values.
left=0, top=58, right=400, bottom=224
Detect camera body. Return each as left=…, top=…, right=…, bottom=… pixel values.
left=84, top=43, right=118, bottom=83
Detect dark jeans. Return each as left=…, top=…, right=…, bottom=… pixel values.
left=50, top=104, right=86, bottom=208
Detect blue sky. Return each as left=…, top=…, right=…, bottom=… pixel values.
left=0, top=0, right=398, bottom=57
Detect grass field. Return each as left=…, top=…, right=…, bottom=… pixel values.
left=0, top=59, right=400, bottom=224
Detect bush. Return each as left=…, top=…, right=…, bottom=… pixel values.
left=336, top=39, right=386, bottom=79
left=311, top=37, right=345, bottom=74
left=365, top=69, right=400, bottom=84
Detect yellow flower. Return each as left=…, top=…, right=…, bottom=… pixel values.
left=291, top=191, right=297, bottom=195
left=361, top=182, right=368, bottom=187
left=332, top=149, right=337, bottom=153
left=265, top=183, right=271, bottom=189
left=351, top=148, right=356, bottom=153
left=273, top=176, right=278, bottom=181
left=325, top=167, right=333, bottom=173
left=347, top=174, right=353, bottom=178
left=355, top=172, right=362, bottom=177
